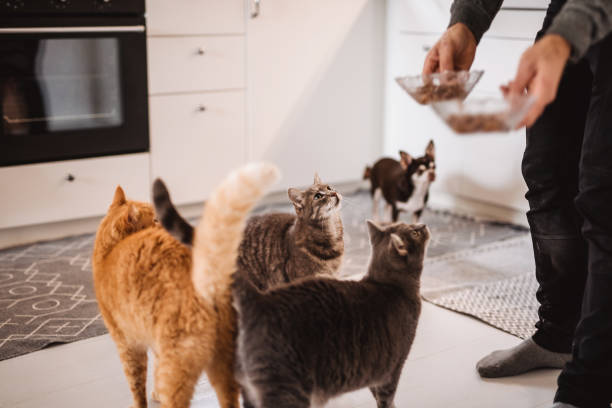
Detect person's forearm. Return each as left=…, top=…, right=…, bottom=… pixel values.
left=448, top=0, right=504, bottom=44
left=547, top=0, right=612, bottom=62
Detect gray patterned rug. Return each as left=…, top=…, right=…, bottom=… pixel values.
left=421, top=234, right=539, bottom=339
left=428, top=272, right=539, bottom=339
left=0, top=190, right=529, bottom=361
left=0, top=233, right=105, bottom=361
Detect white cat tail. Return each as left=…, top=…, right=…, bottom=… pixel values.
left=191, top=162, right=280, bottom=301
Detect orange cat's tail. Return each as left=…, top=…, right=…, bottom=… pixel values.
left=191, top=162, right=280, bottom=301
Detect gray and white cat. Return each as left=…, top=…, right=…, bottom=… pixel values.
left=233, top=220, right=429, bottom=408
left=152, top=173, right=344, bottom=290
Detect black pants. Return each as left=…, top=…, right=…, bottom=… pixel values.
left=523, top=2, right=612, bottom=407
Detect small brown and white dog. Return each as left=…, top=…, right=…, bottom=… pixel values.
left=364, top=140, right=436, bottom=223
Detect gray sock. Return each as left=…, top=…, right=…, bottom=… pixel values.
left=551, top=403, right=580, bottom=408
left=476, top=338, right=572, bottom=378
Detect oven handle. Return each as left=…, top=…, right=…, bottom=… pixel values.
left=0, top=26, right=145, bottom=34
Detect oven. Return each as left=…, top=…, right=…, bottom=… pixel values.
left=0, top=1, right=148, bottom=167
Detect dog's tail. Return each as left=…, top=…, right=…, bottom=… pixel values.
left=152, top=179, right=194, bottom=247
left=363, top=166, right=372, bottom=180
left=191, top=163, right=279, bottom=301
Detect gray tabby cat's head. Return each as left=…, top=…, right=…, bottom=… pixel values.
left=288, top=173, right=342, bottom=220
left=366, top=220, right=430, bottom=276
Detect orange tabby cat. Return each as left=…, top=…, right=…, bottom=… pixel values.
left=92, top=163, right=279, bottom=408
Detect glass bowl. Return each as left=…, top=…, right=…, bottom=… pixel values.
left=395, top=70, right=484, bottom=105
left=430, top=94, right=535, bottom=134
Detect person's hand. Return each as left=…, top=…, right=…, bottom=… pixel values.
left=507, top=34, right=571, bottom=128
left=422, top=23, right=477, bottom=75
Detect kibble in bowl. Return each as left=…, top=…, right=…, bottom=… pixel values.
left=431, top=95, right=535, bottom=134
left=395, top=70, right=484, bottom=105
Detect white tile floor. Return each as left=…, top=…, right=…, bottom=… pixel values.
left=0, top=302, right=559, bottom=408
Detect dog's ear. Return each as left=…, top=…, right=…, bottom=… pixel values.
left=399, top=151, right=412, bottom=170
left=425, top=140, right=435, bottom=160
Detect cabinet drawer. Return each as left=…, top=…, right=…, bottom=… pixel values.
left=485, top=10, right=545, bottom=39
left=150, top=91, right=245, bottom=204
left=0, top=153, right=150, bottom=229
left=148, top=36, right=245, bottom=95
left=502, top=0, right=548, bottom=10
left=472, top=37, right=533, bottom=94
left=146, top=0, right=245, bottom=36
left=393, top=0, right=452, bottom=34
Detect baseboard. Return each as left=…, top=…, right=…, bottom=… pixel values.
left=427, top=191, right=529, bottom=228
left=0, top=181, right=527, bottom=249
left=0, top=215, right=103, bottom=250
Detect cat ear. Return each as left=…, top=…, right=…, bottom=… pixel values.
left=366, top=220, right=385, bottom=242
left=112, top=186, right=126, bottom=206
left=399, top=151, right=412, bottom=170
left=425, top=140, right=435, bottom=160
left=390, top=233, right=408, bottom=256
left=127, top=204, right=140, bottom=224
left=314, top=172, right=322, bottom=185
left=288, top=188, right=304, bottom=211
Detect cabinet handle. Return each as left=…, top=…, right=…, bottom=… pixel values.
left=197, top=47, right=205, bottom=55
left=422, top=45, right=432, bottom=52
left=197, top=105, right=206, bottom=112
left=251, top=0, right=261, bottom=18
left=66, top=174, right=75, bottom=182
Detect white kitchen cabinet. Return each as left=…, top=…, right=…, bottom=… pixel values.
left=384, top=0, right=546, bottom=212
left=145, top=0, right=247, bottom=206
left=147, top=36, right=245, bottom=95
left=0, top=154, right=150, bottom=229
left=149, top=91, right=246, bottom=205
left=146, top=0, right=245, bottom=36
left=2, top=0, right=386, bottom=240
left=391, top=0, right=545, bottom=36
left=246, top=0, right=385, bottom=190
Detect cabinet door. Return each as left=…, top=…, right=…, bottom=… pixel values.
left=384, top=32, right=531, bottom=211
left=246, top=0, right=385, bottom=190
left=456, top=37, right=532, bottom=211
left=150, top=91, right=245, bottom=204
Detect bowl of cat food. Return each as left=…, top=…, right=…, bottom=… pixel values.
left=395, top=70, right=484, bottom=105
left=431, top=94, right=535, bottom=134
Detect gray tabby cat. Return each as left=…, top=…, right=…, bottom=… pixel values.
left=152, top=173, right=344, bottom=290
left=233, top=220, right=429, bottom=408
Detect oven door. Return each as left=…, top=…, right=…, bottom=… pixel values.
left=0, top=20, right=149, bottom=167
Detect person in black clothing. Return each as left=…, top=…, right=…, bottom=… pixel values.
left=423, top=1, right=612, bottom=407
